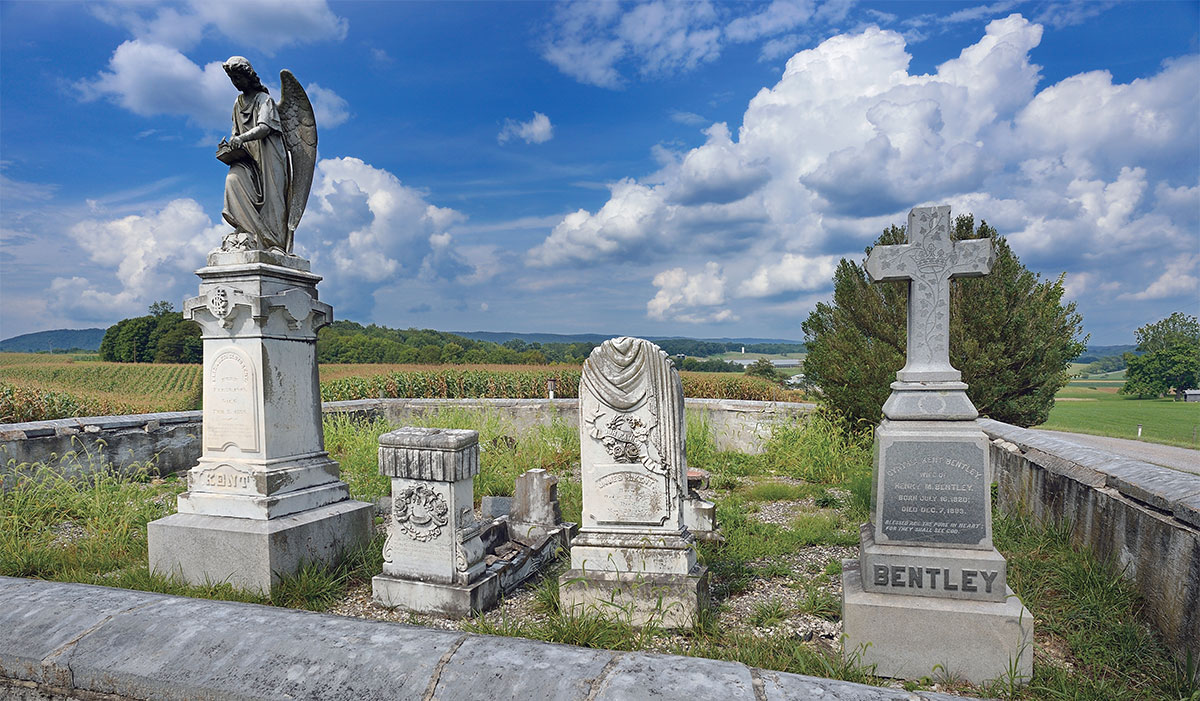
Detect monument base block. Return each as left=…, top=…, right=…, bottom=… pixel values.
left=559, top=566, right=709, bottom=628
left=841, top=561, right=1033, bottom=685
left=148, top=500, right=372, bottom=595
left=372, top=573, right=499, bottom=618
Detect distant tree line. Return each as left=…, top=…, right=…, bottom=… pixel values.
left=98, top=309, right=768, bottom=372
left=99, top=301, right=202, bottom=364
left=1083, top=355, right=1126, bottom=374
left=674, top=356, right=744, bottom=372
left=653, top=339, right=805, bottom=357
left=318, top=322, right=596, bottom=365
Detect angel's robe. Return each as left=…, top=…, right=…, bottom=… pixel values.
left=222, top=91, right=289, bottom=251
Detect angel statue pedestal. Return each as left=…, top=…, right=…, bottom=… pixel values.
left=148, top=249, right=372, bottom=594
left=148, top=57, right=370, bottom=594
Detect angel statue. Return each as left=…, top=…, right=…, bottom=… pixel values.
left=216, top=56, right=316, bottom=254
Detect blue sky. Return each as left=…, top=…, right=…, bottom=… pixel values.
left=2, top=0, right=1197, bottom=345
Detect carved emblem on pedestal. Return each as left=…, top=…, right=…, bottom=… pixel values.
left=393, top=485, right=449, bottom=542
left=207, top=288, right=232, bottom=326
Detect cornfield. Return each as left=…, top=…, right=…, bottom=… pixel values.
left=0, top=353, right=803, bottom=423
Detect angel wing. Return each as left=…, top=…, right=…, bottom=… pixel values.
left=278, top=70, right=317, bottom=252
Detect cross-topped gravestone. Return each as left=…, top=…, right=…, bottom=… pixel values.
left=865, top=206, right=994, bottom=383
left=843, top=204, right=1032, bottom=685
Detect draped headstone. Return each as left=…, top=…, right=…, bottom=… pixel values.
left=841, top=206, right=1033, bottom=684
left=560, top=337, right=708, bottom=627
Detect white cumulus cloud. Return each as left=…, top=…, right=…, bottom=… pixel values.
left=51, top=198, right=222, bottom=319
left=498, top=112, right=554, bottom=145
left=527, top=13, right=1200, bottom=337
left=90, top=0, right=348, bottom=53
left=542, top=0, right=818, bottom=88
left=647, top=262, right=736, bottom=323
left=78, top=41, right=353, bottom=132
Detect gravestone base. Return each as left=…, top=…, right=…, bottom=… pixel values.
left=372, top=572, right=500, bottom=618
left=568, top=530, right=698, bottom=574
left=842, top=561, right=1033, bottom=685
left=559, top=566, right=710, bottom=628
left=148, top=500, right=372, bottom=595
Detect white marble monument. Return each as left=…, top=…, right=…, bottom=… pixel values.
left=147, top=250, right=373, bottom=593
left=372, top=427, right=491, bottom=617
left=147, top=59, right=371, bottom=593
left=560, top=337, right=708, bottom=627
left=841, top=206, right=1033, bottom=684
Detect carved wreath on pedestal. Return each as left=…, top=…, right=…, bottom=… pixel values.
left=393, top=484, right=449, bottom=541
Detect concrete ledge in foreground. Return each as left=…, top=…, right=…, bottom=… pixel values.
left=0, top=576, right=973, bottom=701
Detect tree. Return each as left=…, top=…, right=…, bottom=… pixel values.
left=1121, top=313, right=1200, bottom=399
left=100, top=302, right=200, bottom=363
left=802, top=215, right=1087, bottom=428
left=148, top=300, right=175, bottom=317
left=1132, top=312, right=1199, bottom=352
left=745, top=358, right=785, bottom=384
left=153, top=321, right=202, bottom=363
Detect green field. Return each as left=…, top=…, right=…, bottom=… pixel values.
left=1068, top=362, right=1127, bottom=381
left=715, top=351, right=806, bottom=361
left=1041, top=385, right=1200, bottom=449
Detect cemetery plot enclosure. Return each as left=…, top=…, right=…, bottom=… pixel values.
left=2, top=407, right=1196, bottom=699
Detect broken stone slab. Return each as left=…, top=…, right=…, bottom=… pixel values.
left=684, top=495, right=720, bottom=542
left=373, top=431, right=574, bottom=618
left=481, top=495, right=512, bottom=519
left=509, top=468, right=563, bottom=545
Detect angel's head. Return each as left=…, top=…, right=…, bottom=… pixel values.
left=223, top=56, right=268, bottom=94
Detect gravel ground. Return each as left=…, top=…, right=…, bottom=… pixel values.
left=1031, top=429, right=1200, bottom=474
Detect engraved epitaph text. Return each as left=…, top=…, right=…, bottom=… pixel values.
left=879, top=441, right=987, bottom=545
left=589, top=464, right=670, bottom=526
left=204, top=347, right=259, bottom=452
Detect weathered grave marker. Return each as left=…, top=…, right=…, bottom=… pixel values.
left=147, top=58, right=371, bottom=593
left=372, top=427, right=490, bottom=616
left=560, top=337, right=709, bottom=627
left=372, top=429, right=575, bottom=617
left=147, top=250, right=372, bottom=592
left=842, top=205, right=1033, bottom=684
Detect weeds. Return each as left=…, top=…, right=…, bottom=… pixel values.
left=749, top=598, right=791, bottom=627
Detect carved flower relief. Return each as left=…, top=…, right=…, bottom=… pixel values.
left=393, top=484, right=449, bottom=542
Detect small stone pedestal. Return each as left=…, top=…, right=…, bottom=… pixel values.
left=560, top=338, right=708, bottom=628
left=843, top=206, right=1032, bottom=685
left=148, top=250, right=372, bottom=594
left=372, top=427, right=493, bottom=617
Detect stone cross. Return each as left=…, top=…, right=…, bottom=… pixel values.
left=865, top=206, right=994, bottom=383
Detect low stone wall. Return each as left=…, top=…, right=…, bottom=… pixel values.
left=981, top=419, right=1200, bottom=669
left=0, top=576, right=966, bottom=701
left=0, top=411, right=203, bottom=480
left=1, top=398, right=813, bottom=482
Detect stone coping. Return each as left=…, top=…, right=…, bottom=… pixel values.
left=980, top=419, right=1200, bottom=529
left=1, top=398, right=814, bottom=440
left=0, top=576, right=970, bottom=701
left=1, top=410, right=202, bottom=439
